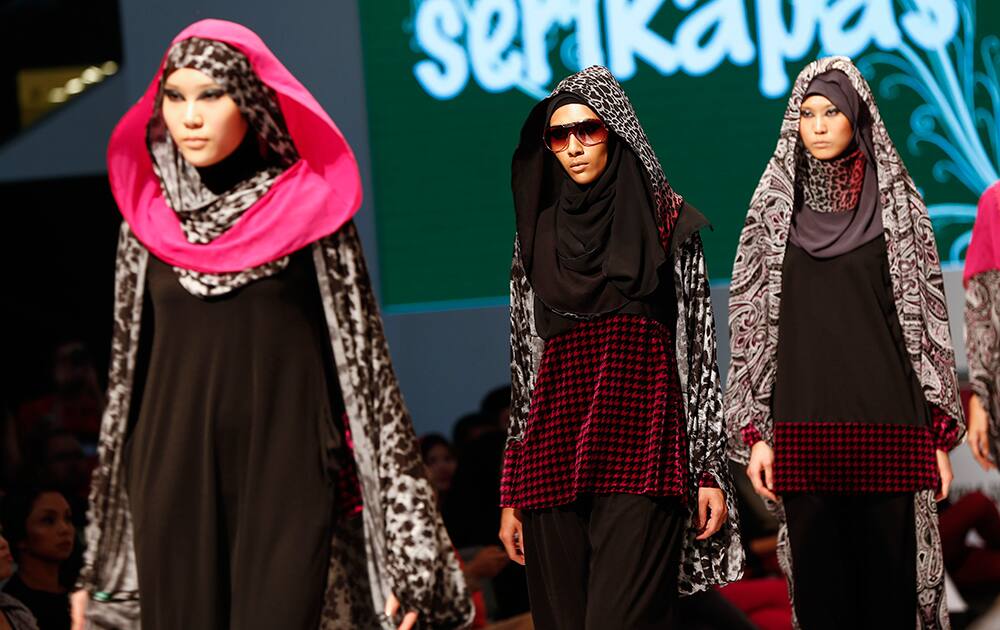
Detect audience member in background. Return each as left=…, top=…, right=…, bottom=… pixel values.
left=419, top=434, right=458, bottom=507
left=445, top=427, right=530, bottom=621
left=939, top=491, right=1000, bottom=603
left=1, top=410, right=21, bottom=496
left=1, top=488, right=74, bottom=630
left=451, top=413, right=498, bottom=455
left=964, top=180, right=1000, bottom=471
left=16, top=341, right=103, bottom=455
left=479, top=386, right=511, bottom=433
left=0, top=533, right=39, bottom=630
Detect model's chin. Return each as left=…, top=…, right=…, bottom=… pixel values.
left=179, top=147, right=223, bottom=168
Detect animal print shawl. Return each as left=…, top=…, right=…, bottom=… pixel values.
left=77, top=222, right=474, bottom=629
left=725, top=56, right=964, bottom=629
left=507, top=66, right=744, bottom=594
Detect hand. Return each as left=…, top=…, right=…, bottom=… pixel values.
left=935, top=449, right=953, bottom=502
left=746, top=441, right=778, bottom=502
left=498, top=507, right=525, bottom=565
left=967, top=394, right=996, bottom=471
left=466, top=546, right=510, bottom=579
left=384, top=593, right=418, bottom=630
left=70, top=590, right=88, bottom=630
left=695, top=487, right=728, bottom=540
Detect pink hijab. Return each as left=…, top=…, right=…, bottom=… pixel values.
left=964, top=181, right=1000, bottom=287
left=107, top=19, right=362, bottom=273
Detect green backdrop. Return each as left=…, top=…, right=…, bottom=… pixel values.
left=360, top=1, right=999, bottom=312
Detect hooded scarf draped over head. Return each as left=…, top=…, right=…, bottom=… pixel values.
left=507, top=65, right=743, bottom=596
left=725, top=56, right=964, bottom=630
left=107, top=21, right=363, bottom=295
left=86, top=20, right=473, bottom=630
left=964, top=181, right=1000, bottom=285
left=790, top=70, right=882, bottom=258
left=515, top=92, right=666, bottom=323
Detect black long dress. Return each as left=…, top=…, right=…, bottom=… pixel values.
left=123, top=249, right=341, bottom=630
left=771, top=235, right=938, bottom=628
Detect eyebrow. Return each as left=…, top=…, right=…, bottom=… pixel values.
left=163, top=82, right=221, bottom=91
left=548, top=117, right=601, bottom=127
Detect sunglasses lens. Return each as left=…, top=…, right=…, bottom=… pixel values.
left=578, top=121, right=608, bottom=146
left=545, top=127, right=570, bottom=152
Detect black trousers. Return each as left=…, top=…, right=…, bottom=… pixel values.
left=783, top=493, right=916, bottom=630
left=124, top=405, right=334, bottom=629
left=522, top=494, right=686, bottom=630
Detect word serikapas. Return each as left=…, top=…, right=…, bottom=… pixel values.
left=412, top=0, right=959, bottom=100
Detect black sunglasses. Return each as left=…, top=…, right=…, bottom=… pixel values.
left=543, top=119, right=609, bottom=153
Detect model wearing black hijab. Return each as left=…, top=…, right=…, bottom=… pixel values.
left=499, top=69, right=741, bottom=630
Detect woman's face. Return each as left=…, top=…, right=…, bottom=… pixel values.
left=548, top=104, right=609, bottom=185
left=19, top=493, right=75, bottom=563
left=161, top=67, right=249, bottom=167
left=424, top=444, right=457, bottom=494
left=0, top=535, right=13, bottom=581
left=799, top=94, right=854, bottom=160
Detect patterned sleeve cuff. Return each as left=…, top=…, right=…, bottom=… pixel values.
left=499, top=441, right=521, bottom=508
left=930, top=405, right=962, bottom=451
left=698, top=471, right=719, bottom=488
left=741, top=423, right=763, bottom=448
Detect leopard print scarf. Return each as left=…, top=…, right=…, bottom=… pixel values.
left=797, top=148, right=866, bottom=213
left=148, top=37, right=300, bottom=297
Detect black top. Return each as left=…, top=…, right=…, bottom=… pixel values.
left=773, top=236, right=929, bottom=427
left=2, top=574, right=68, bottom=630
left=132, top=248, right=345, bottom=482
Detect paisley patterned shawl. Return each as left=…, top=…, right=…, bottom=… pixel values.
left=78, top=222, right=474, bottom=629
left=724, top=56, right=964, bottom=629
left=508, top=65, right=744, bottom=595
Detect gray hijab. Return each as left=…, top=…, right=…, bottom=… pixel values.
left=788, top=69, right=882, bottom=258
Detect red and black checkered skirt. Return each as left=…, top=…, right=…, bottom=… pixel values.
left=500, top=314, right=689, bottom=510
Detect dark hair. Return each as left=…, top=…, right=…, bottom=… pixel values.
left=1, top=486, right=71, bottom=559
left=419, top=433, right=453, bottom=464
left=480, top=385, right=512, bottom=422
left=451, top=413, right=496, bottom=450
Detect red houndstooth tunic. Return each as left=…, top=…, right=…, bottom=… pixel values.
left=500, top=313, right=714, bottom=510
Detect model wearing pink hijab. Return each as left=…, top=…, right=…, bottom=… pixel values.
left=75, top=20, right=473, bottom=630
left=965, top=181, right=1000, bottom=470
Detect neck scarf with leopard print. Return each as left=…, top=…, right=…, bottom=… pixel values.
left=789, top=69, right=882, bottom=259
left=148, top=36, right=300, bottom=296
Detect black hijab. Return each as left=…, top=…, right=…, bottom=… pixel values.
left=789, top=69, right=883, bottom=258
left=513, top=92, right=666, bottom=329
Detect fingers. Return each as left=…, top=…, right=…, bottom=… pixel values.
left=384, top=593, right=399, bottom=619
left=695, top=494, right=728, bottom=540
left=697, top=493, right=708, bottom=531
left=937, top=471, right=952, bottom=502
left=499, top=525, right=525, bottom=565
left=970, top=429, right=996, bottom=471
left=398, top=611, right=419, bottom=630
left=70, top=590, right=88, bottom=630
left=747, top=460, right=778, bottom=502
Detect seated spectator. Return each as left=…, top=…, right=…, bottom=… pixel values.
left=419, top=434, right=457, bottom=508
left=940, top=491, right=1000, bottom=603
left=444, top=429, right=529, bottom=621
left=1, top=488, right=75, bottom=630
left=16, top=341, right=103, bottom=456
left=451, top=413, right=498, bottom=456
left=480, top=385, right=512, bottom=433
left=0, top=533, right=39, bottom=630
